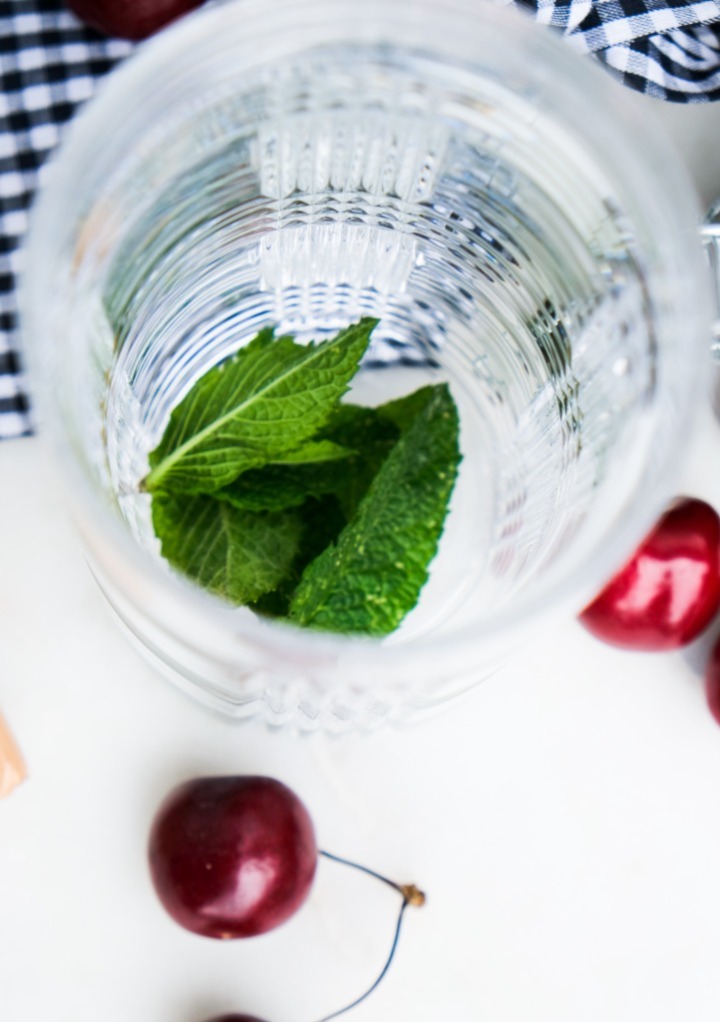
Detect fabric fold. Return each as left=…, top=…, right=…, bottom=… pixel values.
left=2, top=0, right=720, bottom=440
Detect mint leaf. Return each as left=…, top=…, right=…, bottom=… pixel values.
left=250, top=495, right=348, bottom=618
left=269, top=440, right=352, bottom=465
left=287, top=384, right=461, bottom=636
left=145, top=316, right=463, bottom=636
left=217, top=389, right=435, bottom=518
left=373, top=385, right=442, bottom=432
left=322, top=388, right=442, bottom=518
left=152, top=493, right=302, bottom=604
left=144, top=318, right=377, bottom=494
left=319, top=401, right=399, bottom=454
left=216, top=440, right=354, bottom=513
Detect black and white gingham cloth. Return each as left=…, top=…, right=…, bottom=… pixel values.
left=515, top=0, right=720, bottom=100
left=2, top=0, right=720, bottom=440
left=0, top=1, right=130, bottom=439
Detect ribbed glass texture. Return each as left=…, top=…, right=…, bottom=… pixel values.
left=22, top=0, right=711, bottom=728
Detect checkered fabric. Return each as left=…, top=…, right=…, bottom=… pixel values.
left=0, top=1, right=130, bottom=439
left=515, top=0, right=720, bottom=100
left=1, top=0, right=720, bottom=440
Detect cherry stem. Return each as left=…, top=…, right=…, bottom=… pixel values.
left=314, top=850, right=425, bottom=1022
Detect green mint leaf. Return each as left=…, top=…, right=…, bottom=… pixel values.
left=319, top=401, right=399, bottom=454
left=151, top=492, right=302, bottom=604
left=217, top=389, right=435, bottom=518
left=216, top=440, right=354, bottom=513
left=144, top=318, right=378, bottom=494
left=287, top=383, right=461, bottom=636
left=321, top=388, right=443, bottom=518
left=373, top=385, right=442, bottom=432
left=267, top=440, right=352, bottom=465
left=249, top=495, right=348, bottom=618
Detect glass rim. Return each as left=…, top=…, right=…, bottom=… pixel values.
left=21, top=0, right=713, bottom=681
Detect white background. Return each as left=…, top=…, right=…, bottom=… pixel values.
left=4, top=73, right=720, bottom=1022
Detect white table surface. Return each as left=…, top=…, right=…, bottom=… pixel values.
left=4, top=86, right=720, bottom=1022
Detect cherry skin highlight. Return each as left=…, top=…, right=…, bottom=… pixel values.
left=148, top=776, right=317, bottom=939
left=579, top=498, right=720, bottom=651
left=67, top=0, right=203, bottom=40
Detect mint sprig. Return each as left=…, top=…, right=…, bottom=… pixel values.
left=146, top=320, right=461, bottom=636
left=144, top=319, right=377, bottom=494
left=287, top=385, right=460, bottom=636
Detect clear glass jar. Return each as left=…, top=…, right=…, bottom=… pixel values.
left=21, top=0, right=712, bottom=729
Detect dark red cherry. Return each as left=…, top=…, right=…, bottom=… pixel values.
left=705, top=633, right=720, bottom=726
left=148, top=776, right=317, bottom=939
left=200, top=1016, right=268, bottom=1022
left=67, top=0, right=203, bottom=40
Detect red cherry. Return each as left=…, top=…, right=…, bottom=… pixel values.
left=705, top=635, right=720, bottom=726
left=579, top=497, right=720, bottom=651
left=67, top=0, right=203, bottom=40
left=148, top=776, right=317, bottom=939
left=200, top=1017, right=267, bottom=1022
